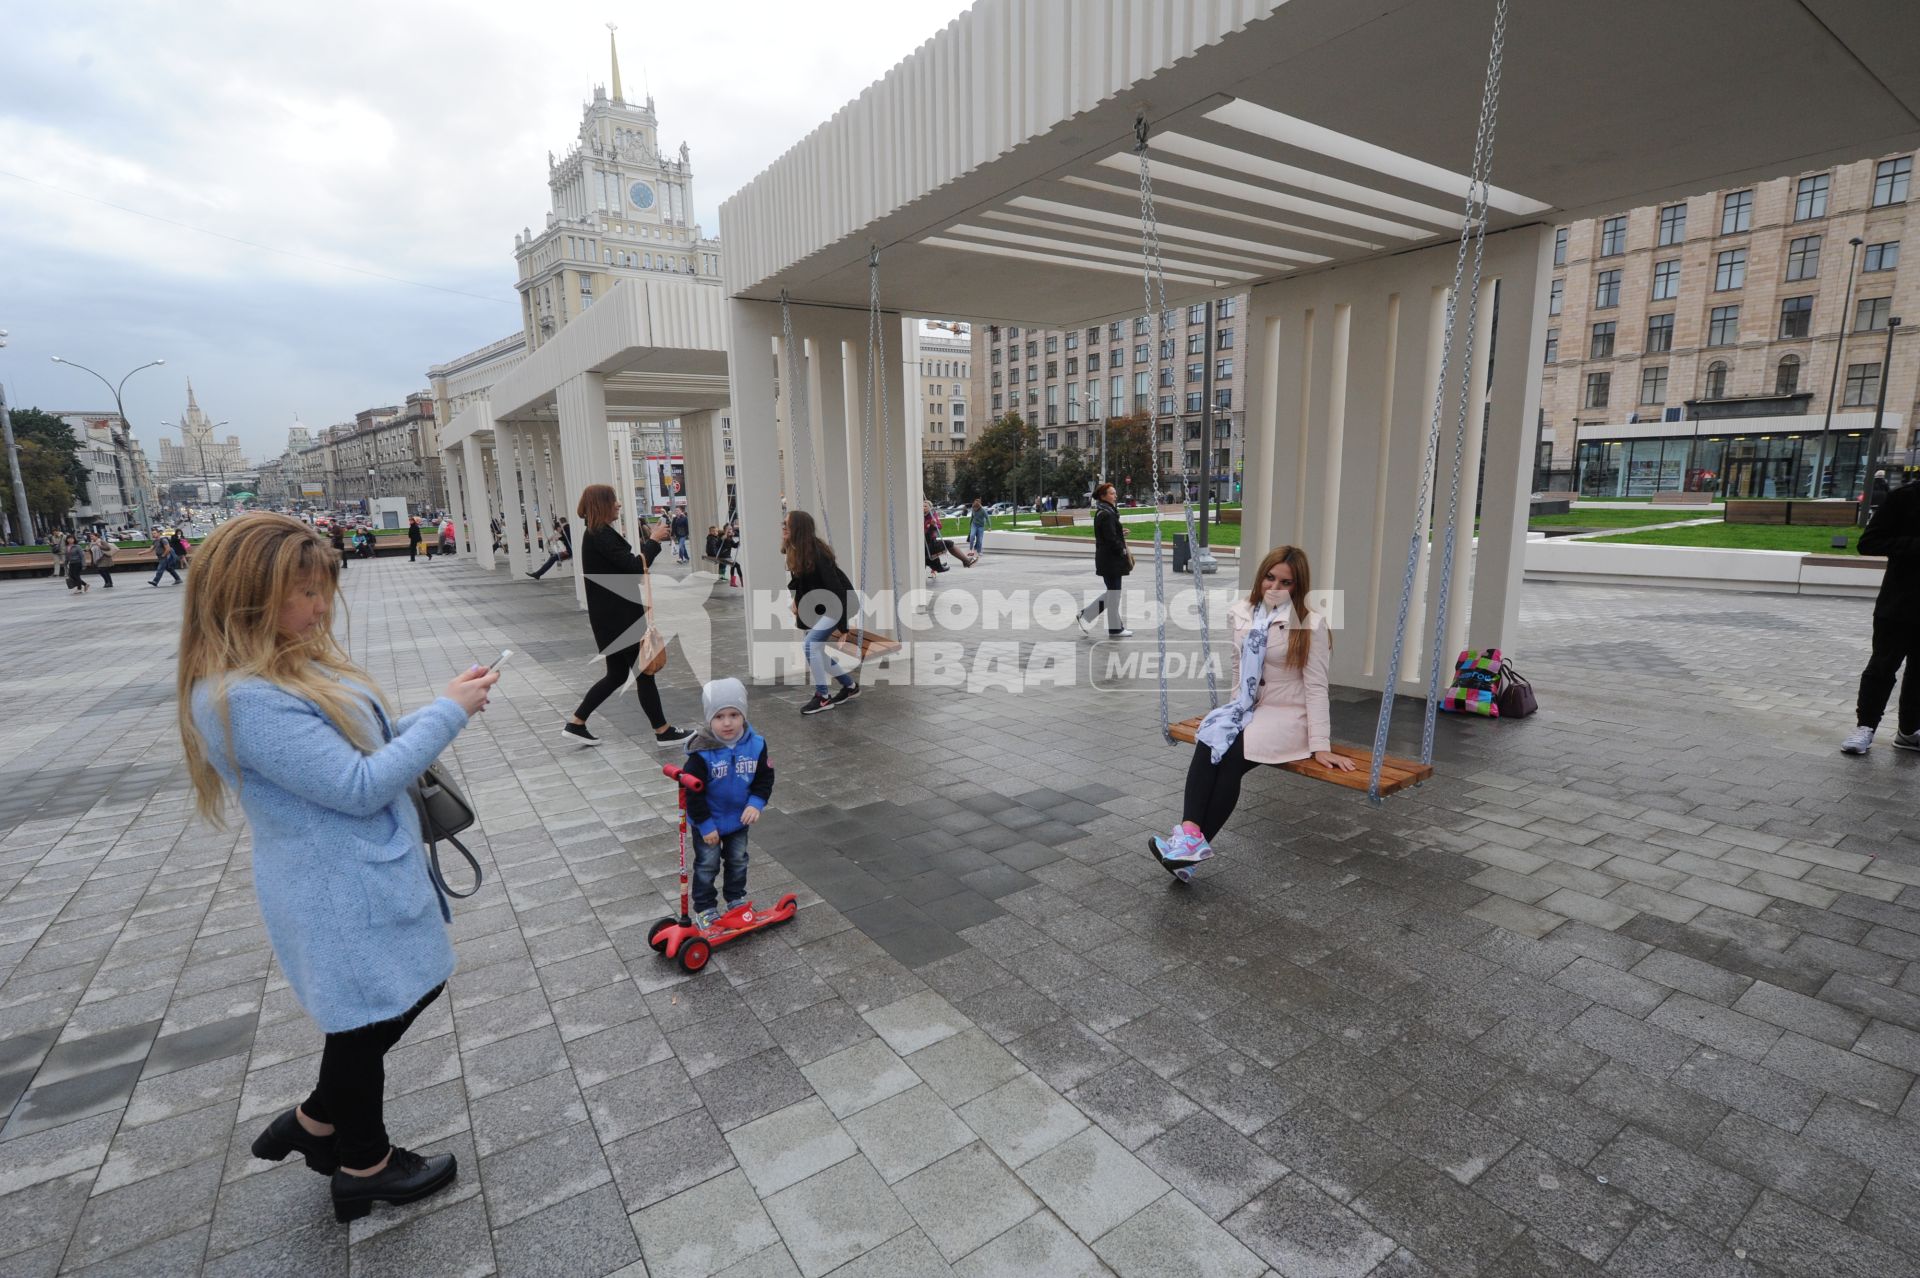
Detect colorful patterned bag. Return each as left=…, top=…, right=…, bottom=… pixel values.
left=1441, top=648, right=1502, bottom=717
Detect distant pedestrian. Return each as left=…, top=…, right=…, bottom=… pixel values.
left=968, top=499, right=987, bottom=555
left=330, top=523, right=348, bottom=571
left=1077, top=482, right=1131, bottom=638
left=526, top=518, right=572, bottom=580
left=149, top=534, right=183, bottom=586
left=407, top=517, right=423, bottom=563
left=180, top=513, right=496, bottom=1222
left=672, top=508, right=690, bottom=563
left=437, top=518, right=455, bottom=557
left=92, top=533, right=115, bottom=588
left=490, top=517, right=505, bottom=554
left=63, top=535, right=89, bottom=593
left=1842, top=477, right=1920, bottom=755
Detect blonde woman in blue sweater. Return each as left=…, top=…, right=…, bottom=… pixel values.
left=179, top=514, right=497, bottom=1223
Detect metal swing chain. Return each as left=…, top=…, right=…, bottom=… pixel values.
left=1136, top=118, right=1175, bottom=743
left=779, top=290, right=832, bottom=547
left=1422, top=0, right=1509, bottom=766
left=1366, top=0, right=1509, bottom=801
left=855, top=253, right=878, bottom=639
left=870, top=250, right=901, bottom=618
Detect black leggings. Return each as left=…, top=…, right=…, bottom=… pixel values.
left=575, top=643, right=668, bottom=730
left=1857, top=612, right=1920, bottom=735
left=1182, top=734, right=1264, bottom=842
left=1080, top=573, right=1125, bottom=635
left=302, top=984, right=442, bottom=1169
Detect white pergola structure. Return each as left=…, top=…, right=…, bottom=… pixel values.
left=719, top=0, right=1918, bottom=690
left=439, top=278, right=734, bottom=608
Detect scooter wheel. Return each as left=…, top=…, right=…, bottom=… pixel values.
left=646, top=917, right=678, bottom=954
left=680, top=938, right=712, bottom=973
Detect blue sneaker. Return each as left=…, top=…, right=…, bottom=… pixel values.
left=691, top=908, right=720, bottom=931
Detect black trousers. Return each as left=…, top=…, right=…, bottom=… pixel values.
left=574, top=644, right=668, bottom=730
left=408, top=542, right=419, bottom=561
left=1182, top=735, right=1264, bottom=842
left=302, top=984, right=442, bottom=1169
left=1080, top=573, right=1126, bottom=635
left=1856, top=612, right=1920, bottom=735
left=530, top=552, right=563, bottom=579
left=96, top=565, right=113, bottom=587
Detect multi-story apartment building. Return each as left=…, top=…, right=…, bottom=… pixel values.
left=1542, top=151, right=1916, bottom=498
left=970, top=297, right=1245, bottom=501
left=53, top=412, right=154, bottom=529
left=300, top=392, right=443, bottom=510
left=912, top=321, right=972, bottom=496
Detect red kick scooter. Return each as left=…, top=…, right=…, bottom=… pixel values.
left=647, top=762, right=798, bottom=972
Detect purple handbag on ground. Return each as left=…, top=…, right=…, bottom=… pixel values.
left=1495, top=659, right=1537, bottom=719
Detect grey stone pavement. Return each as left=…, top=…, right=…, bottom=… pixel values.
left=2, top=547, right=1918, bottom=1278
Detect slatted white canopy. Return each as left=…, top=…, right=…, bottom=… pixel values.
left=721, top=0, right=1920, bottom=325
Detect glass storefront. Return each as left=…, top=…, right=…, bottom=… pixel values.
left=1577, top=431, right=1873, bottom=499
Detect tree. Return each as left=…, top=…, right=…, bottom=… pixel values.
left=950, top=457, right=981, bottom=504
left=964, top=413, right=1035, bottom=502
left=1098, top=414, right=1156, bottom=504
left=922, top=459, right=950, bottom=502
left=7, top=408, right=88, bottom=507
left=1, top=438, right=76, bottom=536
left=1052, top=446, right=1092, bottom=504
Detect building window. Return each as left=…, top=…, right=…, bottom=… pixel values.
left=1594, top=269, right=1621, bottom=308
left=1086, top=326, right=1100, bottom=345
left=1008, top=326, right=1020, bottom=338
left=1856, top=296, right=1893, bottom=331
left=1651, top=259, right=1680, bottom=301
left=1215, top=358, right=1233, bottom=379
left=1086, top=352, right=1099, bottom=371
left=1066, top=384, right=1079, bottom=421
left=1599, top=216, right=1626, bottom=256
left=1045, top=361, right=1057, bottom=379
left=1133, top=316, right=1151, bottom=336
left=1721, top=189, right=1753, bottom=235
left=1217, top=297, right=1236, bottom=318
left=1775, top=355, right=1801, bottom=396
left=1708, top=305, right=1739, bottom=346
left=1590, top=321, right=1616, bottom=359
left=1778, top=295, right=1813, bottom=339
left=1187, top=361, right=1203, bottom=383
left=1066, top=357, right=1078, bottom=376
left=1639, top=365, right=1668, bottom=405
left=1025, top=341, right=1037, bottom=359
left=1133, top=371, right=1151, bottom=412
left=1215, top=388, right=1232, bottom=410
left=1159, top=367, right=1174, bottom=388
left=1553, top=227, right=1568, bottom=266
left=1544, top=328, right=1559, bottom=363
left=1188, top=304, right=1206, bottom=324
left=1046, top=335, right=1058, bottom=353
left=1657, top=203, right=1687, bottom=246
left=1159, top=337, right=1175, bottom=360
left=1785, top=235, right=1821, bottom=281
left=1187, top=332, right=1204, bottom=355
left=1646, top=313, right=1674, bottom=353
left=992, top=394, right=1003, bottom=412
left=1134, top=343, right=1150, bottom=364
left=1872, top=156, right=1912, bottom=207
left=1110, top=348, right=1123, bottom=368
left=1704, top=361, right=1729, bottom=398
left=1714, top=248, right=1747, bottom=291
left=1110, top=376, right=1124, bottom=416
left=1548, top=278, right=1564, bottom=316
left=1843, top=362, right=1882, bottom=406
left=1216, top=328, right=1233, bottom=350
left=1584, top=372, right=1610, bottom=409
left=1064, top=332, right=1078, bottom=351
left=1794, top=173, right=1830, bottom=221
left=1864, top=240, right=1900, bottom=272
left=1185, top=392, right=1204, bottom=412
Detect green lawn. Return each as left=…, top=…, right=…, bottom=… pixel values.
left=0, top=539, right=179, bottom=556
left=1592, top=523, right=1866, bottom=553
left=1529, top=509, right=1714, bottom=530
left=1568, top=494, right=1727, bottom=505
left=1040, top=520, right=1245, bottom=547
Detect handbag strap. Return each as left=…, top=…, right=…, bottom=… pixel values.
left=425, top=826, right=483, bottom=898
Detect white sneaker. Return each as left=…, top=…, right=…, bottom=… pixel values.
left=1894, top=730, right=1920, bottom=752
left=1841, top=725, right=1875, bottom=755
left=1108, top=628, right=1134, bottom=638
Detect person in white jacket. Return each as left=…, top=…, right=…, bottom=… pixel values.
left=1151, top=545, right=1355, bottom=875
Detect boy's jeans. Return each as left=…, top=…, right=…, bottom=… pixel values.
left=693, top=828, right=750, bottom=914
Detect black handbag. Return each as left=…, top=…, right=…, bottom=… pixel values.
left=1495, top=659, right=1538, bottom=720
left=375, top=704, right=484, bottom=899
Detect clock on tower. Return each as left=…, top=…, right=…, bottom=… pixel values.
left=628, top=180, right=656, bottom=211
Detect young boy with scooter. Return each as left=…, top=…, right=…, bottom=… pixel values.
left=679, top=678, right=774, bottom=928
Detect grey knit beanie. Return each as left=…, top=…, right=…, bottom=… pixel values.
left=702, top=677, right=749, bottom=728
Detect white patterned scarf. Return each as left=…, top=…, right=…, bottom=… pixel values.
left=1195, top=603, right=1278, bottom=764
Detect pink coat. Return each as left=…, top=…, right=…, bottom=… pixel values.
left=1226, top=598, right=1332, bottom=765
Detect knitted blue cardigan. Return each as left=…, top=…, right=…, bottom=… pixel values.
left=192, top=676, right=469, bottom=1033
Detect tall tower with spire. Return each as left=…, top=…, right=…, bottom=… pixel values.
left=156, top=380, right=249, bottom=482
left=511, top=27, right=723, bottom=349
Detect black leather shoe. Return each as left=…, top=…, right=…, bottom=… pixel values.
left=331, top=1147, right=457, bottom=1222
left=250, top=1108, right=339, bottom=1174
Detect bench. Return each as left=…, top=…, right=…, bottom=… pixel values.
left=1217, top=508, right=1242, bottom=525
left=1650, top=491, right=1715, bottom=507
left=1166, top=718, right=1434, bottom=795
left=1037, top=512, right=1076, bottom=528
left=1725, top=499, right=1858, bottom=527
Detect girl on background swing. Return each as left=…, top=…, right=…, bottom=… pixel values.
left=1151, top=544, right=1355, bottom=880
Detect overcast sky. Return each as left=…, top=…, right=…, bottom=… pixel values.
left=0, top=0, right=971, bottom=461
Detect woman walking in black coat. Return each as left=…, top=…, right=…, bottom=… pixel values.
left=561, top=484, right=692, bottom=748
left=1078, top=482, right=1132, bottom=638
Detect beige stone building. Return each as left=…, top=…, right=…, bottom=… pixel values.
left=970, top=297, right=1246, bottom=501
left=1542, top=151, right=1916, bottom=497
left=912, top=320, right=972, bottom=497
left=155, top=382, right=247, bottom=484
left=298, top=392, right=443, bottom=510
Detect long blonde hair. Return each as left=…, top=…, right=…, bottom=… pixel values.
left=177, top=513, right=388, bottom=827
left=1247, top=544, right=1317, bottom=671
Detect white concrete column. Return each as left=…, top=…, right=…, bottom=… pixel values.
left=613, top=426, right=640, bottom=548
left=1439, top=284, right=1500, bottom=666
left=497, top=422, right=534, bottom=579
left=840, top=309, right=918, bottom=635
left=681, top=409, right=722, bottom=565
left=460, top=435, right=495, bottom=571
left=728, top=299, right=792, bottom=681
left=442, top=445, right=470, bottom=564
left=1236, top=287, right=1286, bottom=594
left=1469, top=227, right=1554, bottom=659
left=555, top=374, right=617, bottom=610
left=785, top=304, right=862, bottom=550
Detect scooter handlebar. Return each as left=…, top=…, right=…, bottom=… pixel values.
left=662, top=763, right=704, bottom=792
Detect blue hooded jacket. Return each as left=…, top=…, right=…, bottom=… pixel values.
left=682, top=725, right=774, bottom=837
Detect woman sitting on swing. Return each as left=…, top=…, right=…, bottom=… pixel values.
left=1151, top=544, right=1355, bottom=880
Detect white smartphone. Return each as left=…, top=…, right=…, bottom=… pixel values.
left=485, top=649, right=514, bottom=673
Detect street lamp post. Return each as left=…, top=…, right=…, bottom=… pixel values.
left=1810, top=236, right=1865, bottom=498
left=1864, top=316, right=1902, bottom=518
left=50, top=355, right=165, bottom=530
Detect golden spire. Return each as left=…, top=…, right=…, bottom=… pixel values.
left=607, top=23, right=624, bottom=103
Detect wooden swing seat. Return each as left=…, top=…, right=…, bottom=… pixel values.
left=1166, top=718, right=1433, bottom=795
left=830, top=629, right=903, bottom=660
